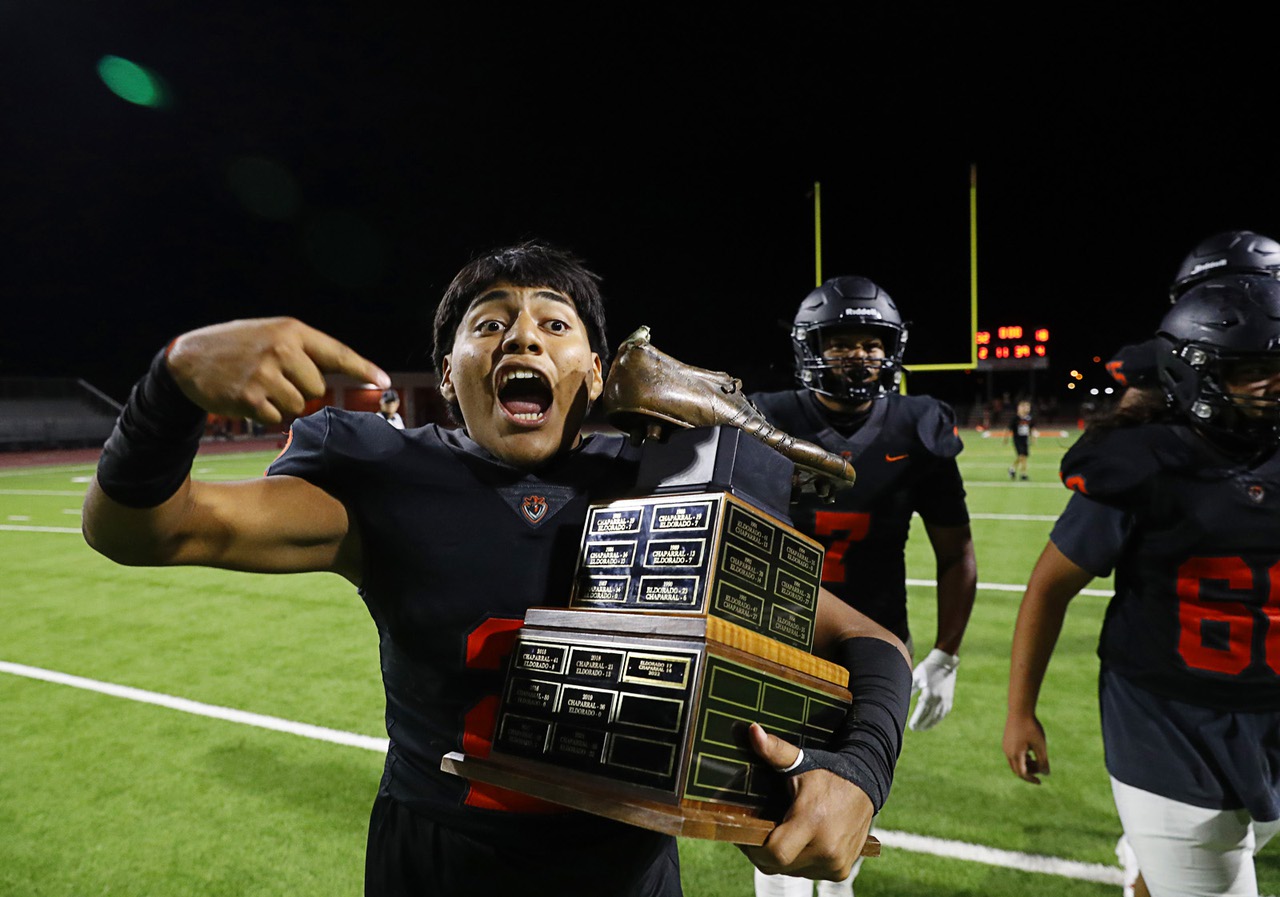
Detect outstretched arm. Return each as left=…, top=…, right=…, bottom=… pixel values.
left=926, top=522, right=977, bottom=656
left=82, top=317, right=388, bottom=581
left=742, top=589, right=910, bottom=880
left=1002, top=541, right=1093, bottom=784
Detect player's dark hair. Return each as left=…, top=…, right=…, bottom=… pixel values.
left=1084, top=386, right=1171, bottom=433
left=431, top=241, right=610, bottom=386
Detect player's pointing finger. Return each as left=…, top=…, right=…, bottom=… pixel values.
left=298, top=325, right=390, bottom=389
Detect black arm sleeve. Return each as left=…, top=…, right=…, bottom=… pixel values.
left=788, top=637, right=911, bottom=813
left=95, top=347, right=207, bottom=508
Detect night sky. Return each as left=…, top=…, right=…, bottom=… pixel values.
left=5, top=5, right=1280, bottom=410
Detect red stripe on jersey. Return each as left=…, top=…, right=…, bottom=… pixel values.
left=267, top=428, right=295, bottom=474
left=466, top=616, right=523, bottom=669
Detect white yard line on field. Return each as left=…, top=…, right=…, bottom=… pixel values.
left=0, top=660, right=387, bottom=751
left=0, top=658, right=1129, bottom=887
left=875, top=829, right=1122, bottom=885
left=0, top=524, right=81, bottom=534
left=908, top=578, right=1113, bottom=598
left=0, top=465, right=96, bottom=478
left=0, top=489, right=87, bottom=496
left=969, top=513, right=1058, bottom=522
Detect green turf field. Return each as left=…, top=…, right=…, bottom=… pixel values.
left=2, top=431, right=1277, bottom=896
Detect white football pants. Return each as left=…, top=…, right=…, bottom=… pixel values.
left=1112, top=777, right=1280, bottom=897
left=753, top=856, right=863, bottom=897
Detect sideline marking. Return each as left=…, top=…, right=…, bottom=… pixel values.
left=0, top=660, right=387, bottom=752
left=0, top=659, right=1127, bottom=886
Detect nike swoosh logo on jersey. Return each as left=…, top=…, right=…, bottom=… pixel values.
left=885, top=453, right=908, bottom=462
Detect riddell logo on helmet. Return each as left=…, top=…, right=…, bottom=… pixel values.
left=1189, top=258, right=1228, bottom=276
left=840, top=308, right=882, bottom=318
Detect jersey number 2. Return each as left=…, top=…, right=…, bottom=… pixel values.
left=461, top=616, right=559, bottom=812
left=813, top=511, right=871, bottom=581
left=1176, top=556, right=1280, bottom=675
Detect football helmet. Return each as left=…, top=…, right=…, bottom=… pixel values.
left=792, top=276, right=909, bottom=402
left=1169, top=230, right=1280, bottom=302
left=1157, top=274, right=1280, bottom=447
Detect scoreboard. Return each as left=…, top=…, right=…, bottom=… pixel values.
left=976, top=325, right=1049, bottom=370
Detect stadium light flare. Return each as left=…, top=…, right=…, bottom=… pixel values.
left=96, top=55, right=170, bottom=108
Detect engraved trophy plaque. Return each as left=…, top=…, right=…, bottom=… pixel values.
left=443, top=427, right=876, bottom=854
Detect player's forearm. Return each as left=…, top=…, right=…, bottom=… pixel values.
left=1007, top=597, right=1066, bottom=718
left=814, top=586, right=911, bottom=667
left=792, top=636, right=911, bottom=814
left=1010, top=543, right=1094, bottom=713
left=934, top=554, right=976, bottom=655
left=1006, top=553, right=1083, bottom=716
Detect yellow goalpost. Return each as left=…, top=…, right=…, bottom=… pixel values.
left=811, top=165, right=979, bottom=388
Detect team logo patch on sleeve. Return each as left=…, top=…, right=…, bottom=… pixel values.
left=494, top=483, right=579, bottom=527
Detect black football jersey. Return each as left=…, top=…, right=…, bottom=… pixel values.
left=748, top=390, right=969, bottom=640
left=268, top=409, right=642, bottom=828
left=1048, top=492, right=1132, bottom=579
left=1061, top=424, right=1280, bottom=711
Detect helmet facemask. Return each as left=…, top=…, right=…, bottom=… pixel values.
left=1156, top=274, right=1280, bottom=452
left=1160, top=342, right=1280, bottom=449
left=793, top=321, right=908, bottom=402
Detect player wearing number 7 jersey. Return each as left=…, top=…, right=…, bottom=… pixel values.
left=1004, top=273, right=1280, bottom=897
left=750, top=276, right=976, bottom=897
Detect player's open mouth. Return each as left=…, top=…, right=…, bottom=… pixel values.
left=497, top=369, right=553, bottom=424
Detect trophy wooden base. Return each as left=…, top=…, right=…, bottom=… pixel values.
left=440, top=750, right=880, bottom=857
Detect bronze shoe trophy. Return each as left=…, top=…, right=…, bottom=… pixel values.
left=442, top=328, right=877, bottom=856
left=604, top=326, right=855, bottom=500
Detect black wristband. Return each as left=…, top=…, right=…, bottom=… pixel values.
left=96, top=347, right=207, bottom=508
left=796, top=637, right=910, bottom=813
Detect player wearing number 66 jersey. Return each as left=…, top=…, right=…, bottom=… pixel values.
left=1004, top=273, right=1280, bottom=897
left=749, top=277, right=976, bottom=897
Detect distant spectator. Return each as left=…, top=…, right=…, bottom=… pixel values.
left=378, top=389, right=405, bottom=429
left=1005, top=400, right=1033, bottom=480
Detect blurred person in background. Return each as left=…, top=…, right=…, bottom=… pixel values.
left=378, top=387, right=405, bottom=429
left=1005, top=400, right=1034, bottom=480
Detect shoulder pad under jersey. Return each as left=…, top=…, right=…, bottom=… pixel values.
left=1059, top=423, right=1195, bottom=500
left=900, top=395, right=963, bottom=460
left=1105, top=339, right=1163, bottom=388
left=269, top=407, right=410, bottom=480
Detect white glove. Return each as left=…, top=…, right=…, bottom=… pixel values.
left=908, top=648, right=959, bottom=731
